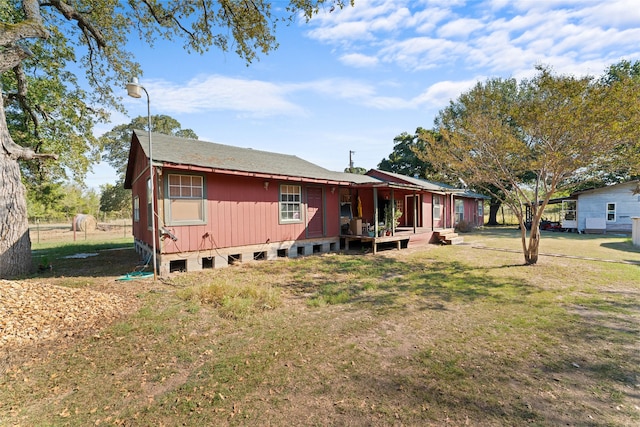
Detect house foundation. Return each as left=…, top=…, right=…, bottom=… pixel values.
left=134, top=237, right=340, bottom=276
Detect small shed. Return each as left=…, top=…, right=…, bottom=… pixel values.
left=572, top=181, right=640, bottom=234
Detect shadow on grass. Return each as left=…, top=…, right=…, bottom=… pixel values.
left=31, top=244, right=142, bottom=279
left=280, top=253, right=532, bottom=311
left=600, top=240, right=640, bottom=260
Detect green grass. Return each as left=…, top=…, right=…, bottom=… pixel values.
left=29, top=238, right=137, bottom=282
left=2, top=229, right=639, bottom=426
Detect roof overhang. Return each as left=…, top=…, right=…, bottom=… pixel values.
left=159, top=162, right=354, bottom=186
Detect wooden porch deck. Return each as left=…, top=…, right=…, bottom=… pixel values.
left=341, top=227, right=436, bottom=254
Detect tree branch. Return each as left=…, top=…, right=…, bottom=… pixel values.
left=47, top=0, right=107, bottom=49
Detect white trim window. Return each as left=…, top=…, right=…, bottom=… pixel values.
left=606, top=202, right=616, bottom=222
left=433, top=195, right=441, bottom=220
left=133, top=196, right=140, bottom=222
left=280, top=184, right=302, bottom=223
left=455, top=199, right=464, bottom=223
left=166, top=174, right=205, bottom=224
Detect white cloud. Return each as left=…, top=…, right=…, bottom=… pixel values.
left=413, top=79, right=482, bottom=108
left=145, top=75, right=305, bottom=118
left=339, top=53, right=379, bottom=68
left=135, top=1, right=640, bottom=122
left=379, top=37, right=467, bottom=71
left=437, top=18, right=485, bottom=38
left=304, top=0, right=640, bottom=79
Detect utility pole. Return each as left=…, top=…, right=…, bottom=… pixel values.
left=349, top=150, right=355, bottom=173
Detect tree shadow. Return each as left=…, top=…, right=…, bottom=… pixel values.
left=31, top=245, right=142, bottom=279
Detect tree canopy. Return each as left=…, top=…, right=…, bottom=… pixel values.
left=419, top=64, right=640, bottom=265
left=0, top=0, right=354, bottom=278
left=378, top=128, right=435, bottom=179
left=100, top=114, right=198, bottom=179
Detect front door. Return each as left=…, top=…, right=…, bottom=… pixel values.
left=306, top=187, right=324, bottom=238
left=404, top=194, right=421, bottom=227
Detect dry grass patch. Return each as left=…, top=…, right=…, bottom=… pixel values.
left=1, top=230, right=639, bottom=426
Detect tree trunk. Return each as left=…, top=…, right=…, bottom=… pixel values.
left=487, top=200, right=501, bottom=225
left=519, top=215, right=540, bottom=265
left=524, top=229, right=540, bottom=265
left=0, top=103, right=33, bottom=278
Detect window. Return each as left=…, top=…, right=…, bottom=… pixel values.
left=280, top=184, right=302, bottom=223
left=606, top=202, right=616, bottom=222
left=133, top=196, right=140, bottom=222
left=433, top=195, right=441, bottom=220
left=455, top=199, right=464, bottom=223
left=166, top=174, right=205, bottom=224
left=477, top=200, right=483, bottom=222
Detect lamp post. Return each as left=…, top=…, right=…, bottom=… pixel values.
left=126, top=77, right=157, bottom=280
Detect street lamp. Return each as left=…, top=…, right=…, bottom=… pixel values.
left=126, top=77, right=157, bottom=280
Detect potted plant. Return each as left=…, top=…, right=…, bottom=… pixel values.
left=383, top=202, right=402, bottom=235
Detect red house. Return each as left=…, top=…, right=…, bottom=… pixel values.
left=124, top=131, right=486, bottom=275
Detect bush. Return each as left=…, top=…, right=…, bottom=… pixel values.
left=455, top=219, right=474, bottom=233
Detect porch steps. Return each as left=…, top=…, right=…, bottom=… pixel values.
left=435, top=229, right=464, bottom=245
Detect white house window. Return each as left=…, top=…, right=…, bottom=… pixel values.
left=133, top=196, right=140, bottom=222
left=455, top=199, right=464, bottom=223
left=280, top=184, right=302, bottom=223
left=477, top=200, right=483, bottom=222
left=433, top=195, right=441, bottom=220
left=606, top=202, right=616, bottom=222
left=167, top=174, right=205, bottom=224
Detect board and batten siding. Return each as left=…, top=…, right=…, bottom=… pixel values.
left=158, top=172, right=340, bottom=255
left=577, top=182, right=640, bottom=233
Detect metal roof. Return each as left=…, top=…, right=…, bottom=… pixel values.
left=368, top=169, right=450, bottom=191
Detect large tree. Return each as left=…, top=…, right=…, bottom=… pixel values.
left=100, top=114, right=198, bottom=179
left=379, top=128, right=511, bottom=226
left=378, top=128, right=435, bottom=178
left=0, top=0, right=353, bottom=278
left=419, top=65, right=640, bottom=265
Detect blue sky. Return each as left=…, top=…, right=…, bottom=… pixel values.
left=87, top=0, right=640, bottom=189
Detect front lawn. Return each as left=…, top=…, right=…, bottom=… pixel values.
left=1, top=229, right=638, bottom=426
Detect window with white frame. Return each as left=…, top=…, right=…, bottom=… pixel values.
left=606, top=202, right=616, bottom=222
left=455, top=199, right=464, bottom=223
left=167, top=174, right=205, bottom=224
left=433, top=195, right=441, bottom=220
left=280, top=184, right=302, bottom=223
left=133, top=196, right=140, bottom=222
left=477, top=200, right=483, bottom=223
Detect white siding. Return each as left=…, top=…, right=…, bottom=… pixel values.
left=577, top=182, right=640, bottom=233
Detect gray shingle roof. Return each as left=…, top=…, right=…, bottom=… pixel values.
left=131, top=130, right=380, bottom=184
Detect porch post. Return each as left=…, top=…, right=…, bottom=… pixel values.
left=450, top=193, right=454, bottom=228
left=373, top=187, right=379, bottom=236
left=413, top=191, right=417, bottom=233
left=391, top=188, right=395, bottom=235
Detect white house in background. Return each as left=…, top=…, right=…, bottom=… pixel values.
left=563, top=180, right=640, bottom=234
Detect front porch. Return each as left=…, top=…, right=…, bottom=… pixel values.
left=341, top=227, right=461, bottom=254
